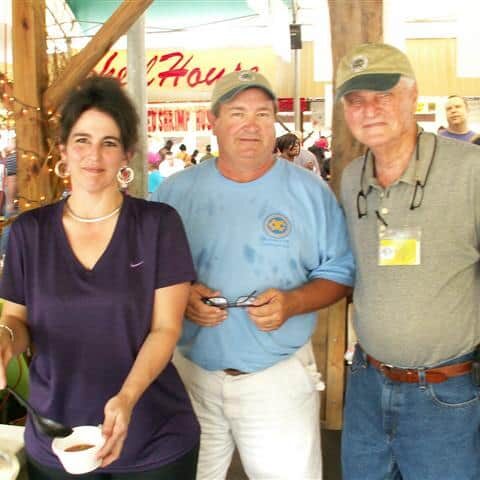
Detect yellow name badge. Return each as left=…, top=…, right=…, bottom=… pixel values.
left=378, top=227, right=421, bottom=266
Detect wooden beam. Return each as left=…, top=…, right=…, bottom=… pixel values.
left=328, top=0, right=383, bottom=197
left=12, top=0, right=53, bottom=208
left=312, top=308, right=329, bottom=422
left=43, top=0, right=153, bottom=112
left=314, top=0, right=383, bottom=430
left=127, top=16, right=148, bottom=199
left=324, top=298, right=348, bottom=430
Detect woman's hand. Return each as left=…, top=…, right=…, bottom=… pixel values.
left=95, top=282, right=192, bottom=467
left=97, top=393, right=134, bottom=467
left=0, top=302, right=29, bottom=389
left=0, top=329, right=14, bottom=389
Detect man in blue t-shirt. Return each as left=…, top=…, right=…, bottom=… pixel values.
left=152, top=70, right=354, bottom=480
left=439, top=95, right=477, bottom=142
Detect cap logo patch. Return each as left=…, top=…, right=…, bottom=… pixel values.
left=351, top=55, right=368, bottom=73
left=238, top=71, right=255, bottom=82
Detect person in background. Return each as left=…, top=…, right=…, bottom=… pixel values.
left=308, top=144, right=329, bottom=181
left=158, top=139, right=173, bottom=163
left=314, top=134, right=329, bottom=151
left=199, top=144, right=215, bottom=163
left=152, top=70, right=354, bottom=480
left=0, top=149, right=6, bottom=262
left=147, top=151, right=164, bottom=199
left=438, top=95, right=477, bottom=142
left=0, top=75, right=200, bottom=479
left=190, top=149, right=199, bottom=165
left=276, top=132, right=325, bottom=179
left=275, top=132, right=301, bottom=162
left=159, top=151, right=185, bottom=178
left=337, top=42, right=480, bottom=480
left=176, top=144, right=191, bottom=166
left=0, top=138, right=18, bottom=258
left=4, top=138, right=17, bottom=216
left=293, top=134, right=323, bottom=177
left=0, top=154, right=6, bottom=216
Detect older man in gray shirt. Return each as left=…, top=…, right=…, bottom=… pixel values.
left=338, top=43, right=480, bottom=480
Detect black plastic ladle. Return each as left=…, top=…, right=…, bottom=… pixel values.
left=6, top=386, right=73, bottom=438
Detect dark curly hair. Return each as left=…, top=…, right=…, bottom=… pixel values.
left=59, top=75, right=139, bottom=153
left=276, top=133, right=299, bottom=153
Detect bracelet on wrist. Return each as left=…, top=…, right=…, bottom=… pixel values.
left=0, top=324, right=14, bottom=343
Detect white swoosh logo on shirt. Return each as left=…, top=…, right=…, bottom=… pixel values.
left=130, top=261, right=144, bottom=268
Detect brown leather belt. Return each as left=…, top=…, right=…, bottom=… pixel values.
left=367, top=355, right=472, bottom=384
left=224, top=368, right=247, bottom=376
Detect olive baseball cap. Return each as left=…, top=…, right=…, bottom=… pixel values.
left=211, top=70, right=276, bottom=113
left=335, top=43, right=416, bottom=101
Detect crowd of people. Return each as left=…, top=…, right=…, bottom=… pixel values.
left=0, top=137, right=17, bottom=218
left=0, top=138, right=18, bottom=259
left=0, top=42, right=479, bottom=480
left=148, top=130, right=331, bottom=201
left=146, top=142, right=217, bottom=198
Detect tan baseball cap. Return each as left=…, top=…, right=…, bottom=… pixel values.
left=211, top=70, right=276, bottom=114
left=335, top=43, right=416, bottom=101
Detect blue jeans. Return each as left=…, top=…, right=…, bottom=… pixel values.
left=342, top=345, right=480, bottom=480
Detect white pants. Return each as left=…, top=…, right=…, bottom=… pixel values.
left=173, top=342, right=323, bottom=480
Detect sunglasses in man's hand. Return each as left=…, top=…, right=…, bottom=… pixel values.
left=201, top=291, right=258, bottom=309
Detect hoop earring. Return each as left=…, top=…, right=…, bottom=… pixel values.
left=117, top=166, right=134, bottom=189
left=54, top=160, right=70, bottom=179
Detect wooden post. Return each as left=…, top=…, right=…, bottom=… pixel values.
left=328, top=0, right=383, bottom=197
left=127, top=15, right=148, bottom=199
left=314, top=0, right=383, bottom=430
left=324, top=298, right=348, bottom=429
left=12, top=0, right=52, bottom=209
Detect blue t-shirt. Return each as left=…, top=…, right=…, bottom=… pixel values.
left=152, top=158, right=354, bottom=372
left=0, top=195, right=200, bottom=473
left=439, top=129, right=476, bottom=143
left=148, top=170, right=164, bottom=194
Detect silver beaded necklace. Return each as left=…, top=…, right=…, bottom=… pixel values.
left=65, top=201, right=122, bottom=223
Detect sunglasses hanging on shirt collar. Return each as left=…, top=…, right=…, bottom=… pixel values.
left=356, top=131, right=437, bottom=223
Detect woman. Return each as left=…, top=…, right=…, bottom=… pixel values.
left=275, top=133, right=300, bottom=162
left=0, top=76, right=200, bottom=479
left=276, top=133, right=322, bottom=177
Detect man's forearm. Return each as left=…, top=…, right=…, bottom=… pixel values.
left=286, top=278, right=352, bottom=317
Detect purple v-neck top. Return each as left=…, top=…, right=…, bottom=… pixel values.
left=0, top=195, right=200, bottom=473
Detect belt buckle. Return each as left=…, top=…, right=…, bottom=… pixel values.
left=379, top=362, right=394, bottom=372
left=380, top=363, right=417, bottom=381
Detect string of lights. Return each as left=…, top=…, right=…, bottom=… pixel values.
left=0, top=72, right=67, bottom=208
left=0, top=74, right=59, bottom=121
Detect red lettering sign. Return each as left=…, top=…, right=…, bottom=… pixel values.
left=147, top=108, right=211, bottom=133
left=195, top=110, right=210, bottom=131
left=96, top=51, right=260, bottom=90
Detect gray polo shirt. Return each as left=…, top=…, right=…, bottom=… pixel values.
left=341, top=131, right=480, bottom=367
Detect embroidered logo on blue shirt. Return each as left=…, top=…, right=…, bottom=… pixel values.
left=264, top=214, right=291, bottom=239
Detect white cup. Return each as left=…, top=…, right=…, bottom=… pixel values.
left=51, top=425, right=105, bottom=474
left=0, top=449, right=20, bottom=480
